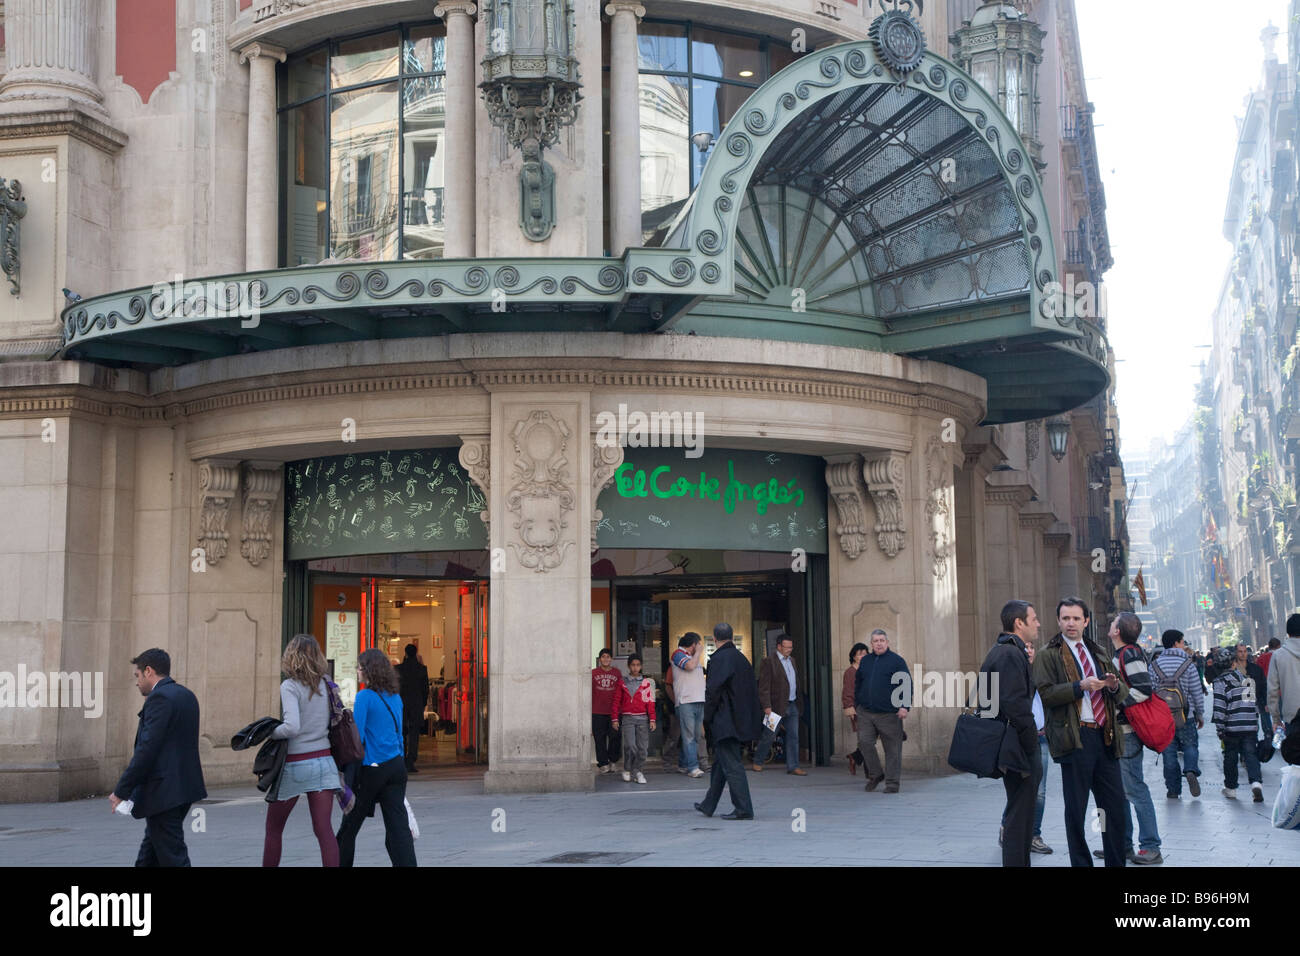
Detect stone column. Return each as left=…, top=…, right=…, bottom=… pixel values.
left=605, top=1, right=645, bottom=255
left=435, top=2, right=478, bottom=258
left=957, top=435, right=999, bottom=671
left=0, top=0, right=106, bottom=112
left=484, top=393, right=594, bottom=792
left=238, top=42, right=287, bottom=271
left=984, top=470, right=1033, bottom=630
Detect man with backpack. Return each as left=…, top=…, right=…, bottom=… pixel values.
left=1151, top=630, right=1205, bottom=799
left=1106, top=613, right=1163, bottom=864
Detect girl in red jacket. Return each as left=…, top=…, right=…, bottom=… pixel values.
left=611, top=654, right=657, bottom=784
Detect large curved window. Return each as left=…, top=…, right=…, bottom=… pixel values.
left=278, top=25, right=447, bottom=265
left=638, top=22, right=800, bottom=246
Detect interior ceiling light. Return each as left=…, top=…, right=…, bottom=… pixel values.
left=738, top=69, right=754, bottom=77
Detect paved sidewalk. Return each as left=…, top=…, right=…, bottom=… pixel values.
left=1, top=724, right=1295, bottom=866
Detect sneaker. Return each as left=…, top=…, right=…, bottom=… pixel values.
left=621, top=771, right=631, bottom=782
left=1252, top=783, right=1263, bottom=803
left=1185, top=770, right=1201, bottom=797
left=1131, top=849, right=1163, bottom=865
left=998, top=826, right=1004, bottom=847
left=1030, top=836, right=1053, bottom=854
left=688, top=768, right=705, bottom=778
left=635, top=772, right=647, bottom=784
left=597, top=764, right=610, bottom=774
left=1222, top=787, right=1237, bottom=799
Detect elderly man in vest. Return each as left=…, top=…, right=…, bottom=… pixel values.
left=1033, top=598, right=1129, bottom=867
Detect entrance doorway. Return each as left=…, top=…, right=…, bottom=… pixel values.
left=309, top=573, right=488, bottom=767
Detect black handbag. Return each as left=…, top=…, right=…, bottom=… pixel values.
left=327, top=681, right=365, bottom=768
left=1258, top=734, right=1276, bottom=764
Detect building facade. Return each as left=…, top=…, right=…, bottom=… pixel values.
left=0, top=0, right=1118, bottom=800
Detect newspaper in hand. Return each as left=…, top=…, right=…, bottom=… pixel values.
left=114, top=799, right=134, bottom=816
left=763, top=711, right=781, bottom=733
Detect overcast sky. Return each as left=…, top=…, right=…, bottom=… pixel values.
left=1074, top=0, right=1292, bottom=458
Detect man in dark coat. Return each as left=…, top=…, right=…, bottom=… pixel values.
left=753, top=633, right=806, bottom=774
left=695, top=622, right=762, bottom=820
left=110, top=648, right=207, bottom=866
left=397, top=644, right=430, bottom=772
left=982, top=600, right=1043, bottom=867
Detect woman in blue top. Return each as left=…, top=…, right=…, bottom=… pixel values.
left=335, top=648, right=416, bottom=866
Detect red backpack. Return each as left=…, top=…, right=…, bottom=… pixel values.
left=1117, top=645, right=1175, bottom=753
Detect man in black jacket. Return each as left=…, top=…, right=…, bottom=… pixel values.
left=110, top=649, right=207, bottom=866
left=397, top=645, right=430, bottom=772
left=696, top=622, right=762, bottom=820
left=982, top=600, right=1043, bottom=867
left=854, top=629, right=913, bottom=793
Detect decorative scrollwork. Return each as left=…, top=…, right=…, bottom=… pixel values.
left=560, top=266, right=625, bottom=294
left=302, top=271, right=361, bottom=303
left=632, top=257, right=695, bottom=287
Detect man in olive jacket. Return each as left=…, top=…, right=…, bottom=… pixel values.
left=696, top=622, right=763, bottom=820
left=1032, top=598, right=1129, bottom=867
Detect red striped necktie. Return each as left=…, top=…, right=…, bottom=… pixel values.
left=1075, top=643, right=1105, bottom=728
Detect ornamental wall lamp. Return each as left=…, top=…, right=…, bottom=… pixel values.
left=479, top=0, right=582, bottom=242
left=0, top=178, right=26, bottom=296
left=1046, top=415, right=1071, bottom=462
left=691, top=131, right=715, bottom=154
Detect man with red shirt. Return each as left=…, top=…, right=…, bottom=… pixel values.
left=1258, top=638, right=1280, bottom=677
left=592, top=649, right=623, bottom=774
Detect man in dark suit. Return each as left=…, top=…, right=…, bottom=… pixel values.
left=397, top=644, right=430, bottom=772
left=753, top=633, right=806, bottom=774
left=981, top=599, right=1043, bottom=867
left=695, top=622, right=762, bottom=820
left=109, top=648, right=207, bottom=867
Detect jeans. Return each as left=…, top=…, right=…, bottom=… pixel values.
left=755, top=704, right=800, bottom=771
left=698, top=737, right=754, bottom=817
left=1222, top=732, right=1262, bottom=789
left=1119, top=727, right=1161, bottom=852
left=1162, top=720, right=1201, bottom=794
left=677, top=701, right=704, bottom=772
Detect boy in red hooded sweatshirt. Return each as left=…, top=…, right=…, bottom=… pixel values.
left=612, top=654, right=657, bottom=784
left=592, top=649, right=622, bottom=773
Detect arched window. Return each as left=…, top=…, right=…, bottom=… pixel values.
left=278, top=24, right=447, bottom=265
left=636, top=22, right=801, bottom=246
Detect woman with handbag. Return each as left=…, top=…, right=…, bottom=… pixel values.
left=263, top=633, right=340, bottom=867
left=842, top=643, right=868, bottom=774
left=335, top=648, right=417, bottom=867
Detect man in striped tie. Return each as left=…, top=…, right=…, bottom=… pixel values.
left=1032, top=597, right=1130, bottom=867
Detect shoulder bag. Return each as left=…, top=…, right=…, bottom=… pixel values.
left=326, top=680, right=365, bottom=769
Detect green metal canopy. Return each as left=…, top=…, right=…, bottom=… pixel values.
left=59, top=38, right=1107, bottom=424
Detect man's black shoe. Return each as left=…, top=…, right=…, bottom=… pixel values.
left=1185, top=771, right=1200, bottom=797
left=407, top=766, right=419, bottom=773
left=693, top=801, right=713, bottom=818
left=720, top=810, right=754, bottom=820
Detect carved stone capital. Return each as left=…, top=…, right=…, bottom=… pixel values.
left=240, top=462, right=281, bottom=567
left=458, top=436, right=491, bottom=538
left=506, top=411, right=575, bottom=572
left=824, top=454, right=870, bottom=559
left=197, top=459, right=240, bottom=566
left=238, top=41, right=287, bottom=66
left=434, top=0, right=478, bottom=18
left=984, top=469, right=1034, bottom=508
left=592, top=440, right=624, bottom=554
left=862, top=450, right=907, bottom=558
left=604, top=1, right=647, bottom=19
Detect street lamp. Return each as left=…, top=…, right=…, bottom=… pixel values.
left=1046, top=416, right=1070, bottom=461
left=479, top=0, right=582, bottom=242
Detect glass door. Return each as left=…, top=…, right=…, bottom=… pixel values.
left=454, top=581, right=489, bottom=762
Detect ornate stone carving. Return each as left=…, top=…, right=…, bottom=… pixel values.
left=862, top=451, right=907, bottom=557
left=825, top=455, right=870, bottom=559
left=458, top=436, right=491, bottom=537
left=0, top=179, right=26, bottom=296
left=1025, top=420, right=1040, bottom=464
left=197, top=460, right=239, bottom=566
left=506, top=410, right=575, bottom=572
left=924, top=437, right=954, bottom=579
left=240, top=463, right=281, bottom=566
left=591, top=439, right=624, bottom=554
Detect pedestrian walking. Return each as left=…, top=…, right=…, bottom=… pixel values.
left=396, top=644, right=429, bottom=773
left=1108, top=613, right=1162, bottom=864
left=1033, top=598, right=1129, bottom=867
left=843, top=642, right=868, bottom=775
left=1152, top=629, right=1204, bottom=799
left=263, top=634, right=340, bottom=867
left=1268, top=615, right=1300, bottom=730
left=1257, top=638, right=1280, bottom=679
left=1212, top=647, right=1264, bottom=803
left=611, top=653, right=656, bottom=784
left=1241, top=645, right=1272, bottom=741
left=671, top=632, right=708, bottom=777
left=854, top=629, right=912, bottom=793
left=753, top=633, right=806, bottom=775
left=983, top=600, right=1044, bottom=866
left=109, top=648, right=207, bottom=867
left=1192, top=650, right=1207, bottom=691
left=335, top=649, right=416, bottom=867
left=591, top=648, right=623, bottom=774
left=695, top=622, right=762, bottom=820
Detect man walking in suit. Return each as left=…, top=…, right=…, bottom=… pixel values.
left=695, top=622, right=762, bottom=820
left=396, top=644, right=430, bottom=772
left=1033, top=598, right=1129, bottom=867
left=110, top=649, right=207, bottom=866
left=753, top=633, right=806, bottom=775
left=982, top=599, right=1043, bottom=867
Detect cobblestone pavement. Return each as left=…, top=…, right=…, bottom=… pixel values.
left=1, top=723, right=1295, bottom=866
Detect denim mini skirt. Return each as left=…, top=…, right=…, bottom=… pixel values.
left=277, top=755, right=340, bottom=800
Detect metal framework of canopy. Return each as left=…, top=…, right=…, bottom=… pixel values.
left=58, top=39, right=1107, bottom=423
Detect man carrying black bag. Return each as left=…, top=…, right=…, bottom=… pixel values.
left=980, top=600, right=1043, bottom=867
